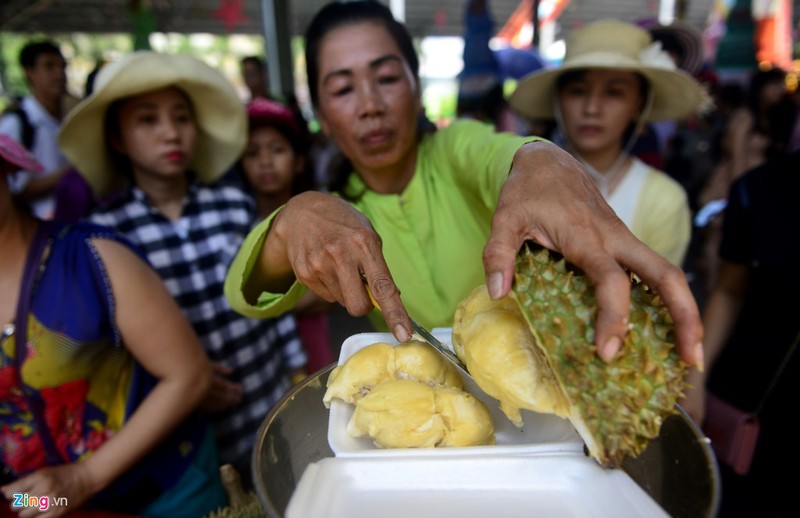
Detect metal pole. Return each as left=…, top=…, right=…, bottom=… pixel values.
left=260, top=0, right=294, bottom=99
left=532, top=0, right=540, bottom=48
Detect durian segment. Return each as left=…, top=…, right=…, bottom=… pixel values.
left=435, top=386, right=496, bottom=447
left=327, top=341, right=496, bottom=449
left=323, top=342, right=395, bottom=408
left=452, top=286, right=570, bottom=427
left=348, top=379, right=447, bottom=448
left=509, top=245, right=688, bottom=468
left=395, top=341, right=465, bottom=389
left=347, top=379, right=495, bottom=449
left=324, top=341, right=464, bottom=408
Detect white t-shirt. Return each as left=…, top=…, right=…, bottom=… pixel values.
left=0, top=96, right=69, bottom=218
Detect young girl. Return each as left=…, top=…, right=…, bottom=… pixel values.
left=509, top=20, right=705, bottom=267
left=58, top=51, right=307, bottom=488
left=240, top=98, right=334, bottom=373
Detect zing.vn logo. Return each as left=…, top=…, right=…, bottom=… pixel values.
left=11, top=493, right=68, bottom=512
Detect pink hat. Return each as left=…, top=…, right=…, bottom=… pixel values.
left=246, top=98, right=301, bottom=141
left=0, top=134, right=44, bottom=174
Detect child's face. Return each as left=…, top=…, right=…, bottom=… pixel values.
left=113, top=87, right=197, bottom=183
left=242, top=126, right=302, bottom=197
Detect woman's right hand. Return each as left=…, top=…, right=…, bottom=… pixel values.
left=263, top=192, right=412, bottom=342
left=1, top=463, right=96, bottom=517
left=200, top=363, right=243, bottom=413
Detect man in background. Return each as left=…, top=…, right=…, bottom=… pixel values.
left=0, top=40, right=73, bottom=219
left=240, top=55, right=270, bottom=102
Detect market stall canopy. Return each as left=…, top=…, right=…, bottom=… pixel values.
left=1, top=0, right=716, bottom=41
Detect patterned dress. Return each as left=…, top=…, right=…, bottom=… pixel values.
left=0, top=221, right=225, bottom=516
left=90, top=178, right=305, bottom=481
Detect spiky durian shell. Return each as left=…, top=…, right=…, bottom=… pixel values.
left=510, top=245, right=687, bottom=467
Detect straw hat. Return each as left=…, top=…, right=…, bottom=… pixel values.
left=59, top=51, right=246, bottom=198
left=509, top=19, right=705, bottom=122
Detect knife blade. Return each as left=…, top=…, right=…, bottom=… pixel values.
left=408, top=318, right=473, bottom=380
left=362, top=278, right=474, bottom=381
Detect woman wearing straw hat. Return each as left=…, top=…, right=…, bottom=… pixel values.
left=58, top=51, right=307, bottom=488
left=0, top=135, right=226, bottom=515
left=509, top=19, right=705, bottom=267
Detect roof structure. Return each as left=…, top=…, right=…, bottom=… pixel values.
left=1, top=0, right=717, bottom=41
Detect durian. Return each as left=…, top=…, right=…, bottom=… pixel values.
left=326, top=342, right=494, bottom=448
left=204, top=464, right=265, bottom=518
left=452, top=244, right=687, bottom=468
left=323, top=341, right=396, bottom=407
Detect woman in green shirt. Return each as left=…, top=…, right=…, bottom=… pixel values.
left=224, top=0, right=703, bottom=370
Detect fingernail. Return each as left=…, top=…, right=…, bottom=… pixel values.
left=487, top=272, right=504, bottom=299
left=601, top=336, right=622, bottom=362
left=694, top=342, right=705, bottom=372
left=394, top=324, right=410, bottom=343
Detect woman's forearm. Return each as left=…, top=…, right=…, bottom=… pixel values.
left=79, top=370, right=210, bottom=494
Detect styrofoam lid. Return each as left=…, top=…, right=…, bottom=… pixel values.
left=286, top=453, right=668, bottom=518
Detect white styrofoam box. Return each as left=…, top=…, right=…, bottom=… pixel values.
left=286, top=453, right=668, bottom=518
left=327, top=329, right=583, bottom=457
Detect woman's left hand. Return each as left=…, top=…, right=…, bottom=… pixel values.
left=1, top=463, right=96, bottom=517
left=482, top=141, right=704, bottom=369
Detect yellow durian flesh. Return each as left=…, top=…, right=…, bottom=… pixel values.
left=323, top=342, right=395, bottom=408
left=452, top=285, right=570, bottom=427
left=326, top=341, right=496, bottom=449
left=435, top=387, right=495, bottom=447
left=452, top=244, right=688, bottom=468
left=394, top=341, right=465, bottom=389
left=348, top=379, right=447, bottom=449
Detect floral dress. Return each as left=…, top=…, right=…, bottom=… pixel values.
left=0, top=221, right=224, bottom=516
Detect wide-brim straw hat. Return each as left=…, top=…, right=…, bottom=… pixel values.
left=509, top=19, right=705, bottom=122
left=59, top=51, right=246, bottom=198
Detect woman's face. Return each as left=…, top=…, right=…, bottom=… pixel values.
left=557, top=69, right=644, bottom=158
left=314, top=21, right=421, bottom=182
left=242, top=126, right=302, bottom=197
left=113, top=87, right=197, bottom=182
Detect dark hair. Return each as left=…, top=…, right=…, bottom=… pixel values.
left=19, top=41, right=63, bottom=69
left=555, top=69, right=650, bottom=100
left=746, top=67, right=787, bottom=126
left=304, top=0, right=431, bottom=199
left=240, top=55, right=265, bottom=70
left=304, top=0, right=419, bottom=108
left=457, top=82, right=506, bottom=125
left=240, top=116, right=316, bottom=197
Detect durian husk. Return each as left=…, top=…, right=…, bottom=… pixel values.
left=453, top=244, right=688, bottom=468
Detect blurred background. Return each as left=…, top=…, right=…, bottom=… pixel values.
left=1, top=0, right=798, bottom=128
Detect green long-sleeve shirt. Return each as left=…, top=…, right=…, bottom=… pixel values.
left=225, top=120, right=532, bottom=331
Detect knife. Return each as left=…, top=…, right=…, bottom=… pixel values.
left=362, top=279, right=474, bottom=381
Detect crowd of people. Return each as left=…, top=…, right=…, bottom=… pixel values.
left=0, top=0, right=796, bottom=516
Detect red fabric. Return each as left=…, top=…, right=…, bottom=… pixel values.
left=296, top=313, right=334, bottom=373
